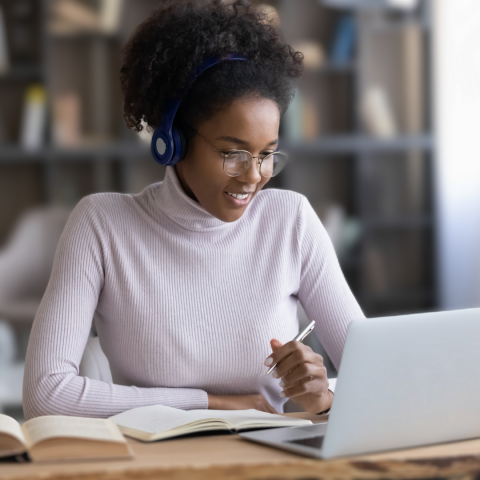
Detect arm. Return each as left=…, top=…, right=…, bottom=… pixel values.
left=296, top=196, right=365, bottom=370
left=264, top=197, right=364, bottom=413
left=23, top=197, right=207, bottom=420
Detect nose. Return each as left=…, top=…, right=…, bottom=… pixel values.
left=238, top=157, right=262, bottom=184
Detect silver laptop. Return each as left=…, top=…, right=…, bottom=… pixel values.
left=241, top=308, right=480, bottom=459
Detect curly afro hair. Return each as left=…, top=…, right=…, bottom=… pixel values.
left=120, top=0, right=303, bottom=139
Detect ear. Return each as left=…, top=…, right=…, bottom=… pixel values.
left=270, top=338, right=283, bottom=352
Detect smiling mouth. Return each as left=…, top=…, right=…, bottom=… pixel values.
left=224, top=191, right=254, bottom=207
left=226, top=192, right=250, bottom=199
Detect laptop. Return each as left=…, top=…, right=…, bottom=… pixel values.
left=240, top=308, right=480, bottom=459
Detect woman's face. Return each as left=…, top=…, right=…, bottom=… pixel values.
left=175, top=97, right=280, bottom=222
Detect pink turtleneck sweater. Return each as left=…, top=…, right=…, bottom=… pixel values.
left=23, top=166, right=364, bottom=419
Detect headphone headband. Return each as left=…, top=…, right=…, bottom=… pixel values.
left=151, top=54, right=247, bottom=166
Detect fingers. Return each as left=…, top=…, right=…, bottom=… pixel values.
left=280, top=363, right=327, bottom=391
left=272, top=346, right=322, bottom=379
left=281, top=381, right=310, bottom=399
left=265, top=339, right=329, bottom=409
left=264, top=340, right=304, bottom=369
left=270, top=338, right=283, bottom=351
left=281, top=374, right=329, bottom=399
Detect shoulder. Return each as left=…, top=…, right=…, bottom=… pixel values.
left=253, top=188, right=307, bottom=220
left=251, top=188, right=318, bottom=232
left=252, top=188, right=329, bottom=244
left=60, top=185, right=158, bottom=246
left=72, top=184, right=157, bottom=224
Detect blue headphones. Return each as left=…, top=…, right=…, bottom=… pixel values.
left=151, top=54, right=247, bottom=166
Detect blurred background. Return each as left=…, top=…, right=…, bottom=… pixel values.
left=0, top=0, right=479, bottom=420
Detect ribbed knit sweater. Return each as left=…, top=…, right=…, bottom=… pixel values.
left=23, top=166, right=364, bottom=420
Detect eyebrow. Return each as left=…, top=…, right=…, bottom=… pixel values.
left=216, top=135, right=278, bottom=146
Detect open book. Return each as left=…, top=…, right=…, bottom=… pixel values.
left=0, top=414, right=133, bottom=462
left=110, top=405, right=313, bottom=442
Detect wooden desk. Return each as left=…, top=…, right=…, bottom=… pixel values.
left=2, top=414, right=480, bottom=480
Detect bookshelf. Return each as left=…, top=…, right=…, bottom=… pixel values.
left=0, top=0, right=164, bottom=242
left=0, top=0, right=436, bottom=317
left=272, top=0, right=436, bottom=317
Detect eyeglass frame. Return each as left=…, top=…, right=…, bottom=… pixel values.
left=194, top=131, right=288, bottom=178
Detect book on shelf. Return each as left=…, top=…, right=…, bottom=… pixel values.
left=330, top=14, right=356, bottom=65
left=364, top=243, right=389, bottom=295
left=293, top=41, right=326, bottom=70
left=361, top=85, right=398, bottom=138
left=282, top=89, right=305, bottom=141
left=100, top=0, right=125, bottom=33
left=321, top=0, right=418, bottom=9
left=50, top=0, right=124, bottom=35
left=20, top=84, right=47, bottom=150
left=110, top=405, right=313, bottom=442
left=0, top=414, right=133, bottom=462
left=52, top=92, right=81, bottom=146
left=281, top=89, right=320, bottom=141
left=51, top=0, right=101, bottom=32
left=401, top=23, right=426, bottom=213
left=387, top=0, right=418, bottom=10
left=0, top=5, right=9, bottom=74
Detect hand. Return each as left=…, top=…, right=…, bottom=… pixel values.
left=207, top=394, right=278, bottom=414
left=265, top=339, right=333, bottom=414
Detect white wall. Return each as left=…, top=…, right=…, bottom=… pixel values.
left=433, top=0, right=480, bottom=310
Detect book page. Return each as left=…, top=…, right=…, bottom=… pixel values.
left=190, top=409, right=312, bottom=428
left=22, top=416, right=125, bottom=447
left=110, top=405, right=211, bottom=435
left=0, top=414, right=26, bottom=446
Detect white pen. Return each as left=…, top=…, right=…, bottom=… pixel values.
left=265, top=320, right=316, bottom=375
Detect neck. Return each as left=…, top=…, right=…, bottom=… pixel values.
left=174, top=163, right=198, bottom=202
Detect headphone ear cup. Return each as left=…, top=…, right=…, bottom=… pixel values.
left=169, top=127, right=186, bottom=166
left=151, top=127, right=173, bottom=165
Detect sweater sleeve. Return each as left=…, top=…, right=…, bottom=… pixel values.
left=296, top=196, right=365, bottom=370
left=23, top=196, right=208, bottom=420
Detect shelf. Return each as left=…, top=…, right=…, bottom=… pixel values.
left=281, top=134, right=434, bottom=154
left=0, top=137, right=433, bottom=161
left=0, top=65, right=43, bottom=82
left=305, top=62, right=355, bottom=74
left=47, top=30, right=119, bottom=41
left=363, top=216, right=433, bottom=229
left=0, top=143, right=151, bottom=163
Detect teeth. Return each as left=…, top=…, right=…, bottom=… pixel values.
left=227, top=192, right=248, bottom=199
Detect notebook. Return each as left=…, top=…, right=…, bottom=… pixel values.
left=110, top=405, right=312, bottom=442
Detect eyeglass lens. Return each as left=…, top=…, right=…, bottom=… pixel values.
left=223, top=151, right=288, bottom=178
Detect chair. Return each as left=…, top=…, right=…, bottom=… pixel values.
left=0, top=206, right=71, bottom=326
left=79, top=337, right=113, bottom=383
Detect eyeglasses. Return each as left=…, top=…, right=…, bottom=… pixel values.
left=195, top=132, right=288, bottom=178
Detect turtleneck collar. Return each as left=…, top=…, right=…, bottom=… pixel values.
left=154, top=166, right=231, bottom=231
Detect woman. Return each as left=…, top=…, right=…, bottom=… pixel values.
left=23, top=0, right=364, bottom=419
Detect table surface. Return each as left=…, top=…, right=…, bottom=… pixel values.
left=2, top=413, right=480, bottom=480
